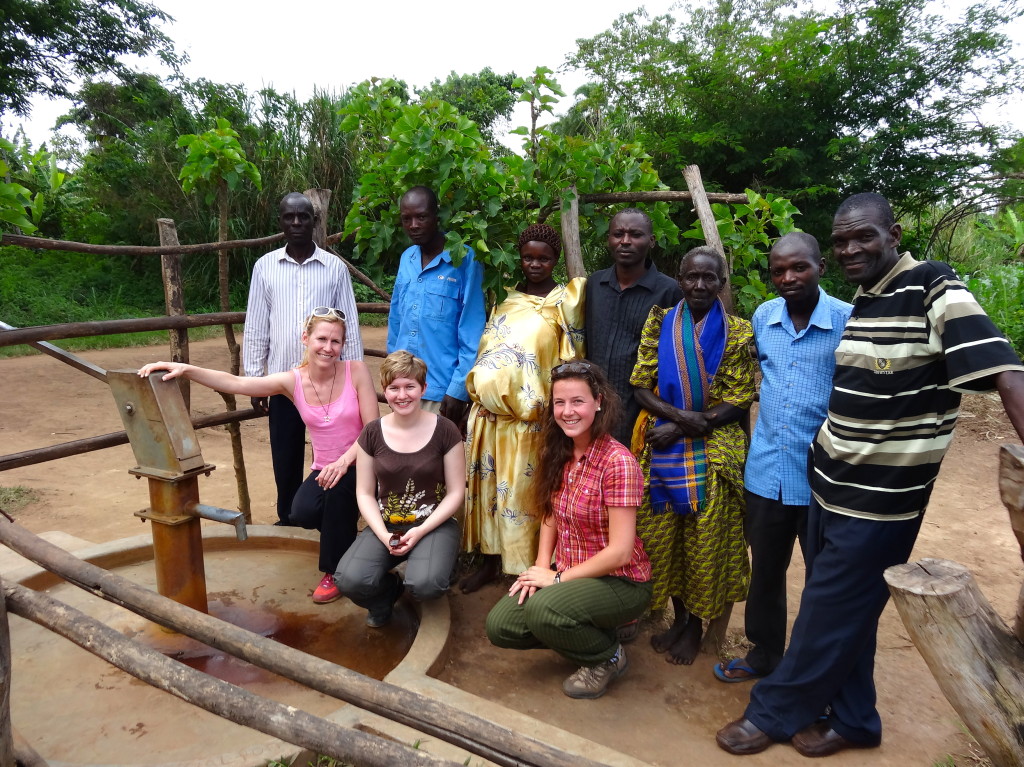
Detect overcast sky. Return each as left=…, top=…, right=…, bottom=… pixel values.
left=7, top=0, right=1020, bottom=152
left=10, top=0, right=675, bottom=149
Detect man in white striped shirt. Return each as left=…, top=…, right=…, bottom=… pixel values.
left=243, top=192, right=363, bottom=524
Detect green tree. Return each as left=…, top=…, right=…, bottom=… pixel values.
left=0, top=0, right=179, bottom=117
left=415, top=68, right=518, bottom=147
left=0, top=139, right=36, bottom=233
left=341, top=70, right=677, bottom=300
left=567, top=0, right=1022, bottom=226
left=177, top=117, right=261, bottom=518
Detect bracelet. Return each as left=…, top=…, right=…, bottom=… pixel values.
left=554, top=570, right=563, bottom=584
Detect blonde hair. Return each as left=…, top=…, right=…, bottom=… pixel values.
left=298, top=315, right=346, bottom=368
left=380, top=350, right=427, bottom=387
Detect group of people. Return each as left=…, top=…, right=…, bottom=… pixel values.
left=140, top=186, right=1024, bottom=756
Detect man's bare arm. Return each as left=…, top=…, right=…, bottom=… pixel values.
left=996, top=369, right=1024, bottom=443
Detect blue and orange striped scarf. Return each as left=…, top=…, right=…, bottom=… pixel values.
left=649, top=299, right=726, bottom=515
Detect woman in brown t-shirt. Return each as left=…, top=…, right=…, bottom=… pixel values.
left=335, top=351, right=465, bottom=627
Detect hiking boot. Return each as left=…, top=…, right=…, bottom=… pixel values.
left=312, top=573, right=341, bottom=604
left=562, top=644, right=629, bottom=699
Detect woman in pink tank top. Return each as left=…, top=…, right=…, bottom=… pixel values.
left=138, top=311, right=380, bottom=603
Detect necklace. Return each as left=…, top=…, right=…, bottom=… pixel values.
left=309, top=363, right=337, bottom=423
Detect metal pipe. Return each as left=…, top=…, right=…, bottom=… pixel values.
left=189, top=503, right=247, bottom=541
left=147, top=477, right=208, bottom=614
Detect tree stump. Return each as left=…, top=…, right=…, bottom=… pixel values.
left=997, top=444, right=1024, bottom=643
left=885, top=557, right=1024, bottom=766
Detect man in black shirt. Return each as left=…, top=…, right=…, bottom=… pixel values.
left=585, top=208, right=682, bottom=445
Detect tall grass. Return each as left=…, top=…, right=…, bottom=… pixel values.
left=0, top=244, right=237, bottom=358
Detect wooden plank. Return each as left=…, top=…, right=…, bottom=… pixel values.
left=0, top=578, right=15, bottom=767
left=0, top=232, right=283, bottom=256
left=682, top=164, right=733, bottom=313
left=560, top=186, right=586, bottom=280
left=157, top=218, right=190, bottom=410
left=581, top=190, right=748, bottom=204
left=305, top=188, right=332, bottom=250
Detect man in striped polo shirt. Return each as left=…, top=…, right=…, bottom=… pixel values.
left=718, top=193, right=1024, bottom=757
left=243, top=192, right=362, bottom=525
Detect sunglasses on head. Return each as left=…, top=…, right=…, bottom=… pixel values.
left=310, top=306, right=346, bottom=322
left=552, top=361, right=593, bottom=376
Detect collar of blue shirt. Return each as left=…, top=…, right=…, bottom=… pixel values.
left=765, top=286, right=838, bottom=334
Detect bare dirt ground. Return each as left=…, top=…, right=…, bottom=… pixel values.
left=1, top=327, right=1020, bottom=766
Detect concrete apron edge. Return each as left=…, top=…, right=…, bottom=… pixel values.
left=10, top=526, right=652, bottom=767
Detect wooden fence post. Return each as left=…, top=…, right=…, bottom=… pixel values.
left=560, top=186, right=586, bottom=280
left=305, top=188, right=332, bottom=250
left=157, top=219, right=190, bottom=410
left=0, top=577, right=15, bottom=767
left=885, top=558, right=1024, bottom=767
left=682, top=165, right=734, bottom=314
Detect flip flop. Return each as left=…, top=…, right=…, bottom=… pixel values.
left=713, top=657, right=765, bottom=683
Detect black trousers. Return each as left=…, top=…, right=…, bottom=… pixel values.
left=743, top=490, right=808, bottom=675
left=268, top=394, right=306, bottom=524
left=289, top=468, right=360, bottom=574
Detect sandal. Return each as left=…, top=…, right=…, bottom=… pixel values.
left=713, top=657, right=765, bottom=683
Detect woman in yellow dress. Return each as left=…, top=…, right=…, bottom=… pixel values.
left=459, top=224, right=586, bottom=593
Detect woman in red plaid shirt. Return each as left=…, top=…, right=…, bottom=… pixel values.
left=486, top=360, right=652, bottom=699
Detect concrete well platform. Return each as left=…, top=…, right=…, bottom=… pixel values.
left=8, top=526, right=651, bottom=767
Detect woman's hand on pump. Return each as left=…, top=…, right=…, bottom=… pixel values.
left=138, top=361, right=188, bottom=381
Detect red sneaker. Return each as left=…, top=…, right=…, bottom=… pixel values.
left=312, top=573, right=341, bottom=604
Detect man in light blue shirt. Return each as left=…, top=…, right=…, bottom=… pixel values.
left=715, top=232, right=851, bottom=682
left=387, top=186, right=485, bottom=430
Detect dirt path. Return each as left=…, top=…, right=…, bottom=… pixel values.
left=1, top=330, right=1020, bottom=766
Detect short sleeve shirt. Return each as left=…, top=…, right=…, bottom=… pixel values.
left=552, top=434, right=651, bottom=581
left=358, top=415, right=462, bottom=528
left=744, top=289, right=852, bottom=505
left=812, top=254, right=1024, bottom=520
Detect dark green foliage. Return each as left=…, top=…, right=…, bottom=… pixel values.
left=0, top=245, right=167, bottom=325
left=416, top=68, right=519, bottom=148
left=0, top=0, right=178, bottom=117
left=342, top=70, right=678, bottom=302
left=567, top=0, right=1022, bottom=232
left=56, top=75, right=356, bottom=247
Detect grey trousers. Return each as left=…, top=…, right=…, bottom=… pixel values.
left=334, top=518, right=460, bottom=612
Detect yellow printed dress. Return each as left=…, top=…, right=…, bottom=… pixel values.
left=629, top=307, right=755, bottom=619
left=463, top=279, right=586, bottom=574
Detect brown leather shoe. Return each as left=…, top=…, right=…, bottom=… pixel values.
left=792, top=722, right=879, bottom=757
left=716, top=718, right=775, bottom=755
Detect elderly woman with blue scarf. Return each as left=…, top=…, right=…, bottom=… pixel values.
left=629, top=246, right=755, bottom=665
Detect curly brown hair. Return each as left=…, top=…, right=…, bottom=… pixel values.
left=534, top=359, right=622, bottom=519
